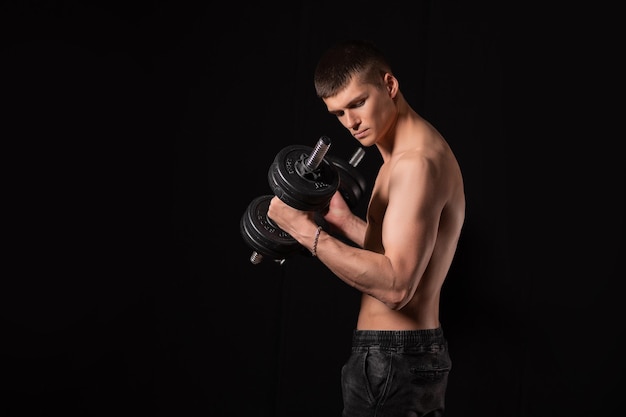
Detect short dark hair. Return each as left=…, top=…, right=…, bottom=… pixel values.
left=314, top=39, right=392, bottom=99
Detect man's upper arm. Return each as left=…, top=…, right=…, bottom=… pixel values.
left=381, top=155, right=444, bottom=290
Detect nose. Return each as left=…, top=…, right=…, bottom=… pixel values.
left=344, top=111, right=360, bottom=130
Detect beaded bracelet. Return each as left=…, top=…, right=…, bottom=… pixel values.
left=311, top=225, right=323, bottom=257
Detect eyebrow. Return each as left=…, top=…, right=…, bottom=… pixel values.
left=327, top=93, right=368, bottom=115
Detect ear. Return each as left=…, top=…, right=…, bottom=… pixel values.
left=383, top=73, right=398, bottom=98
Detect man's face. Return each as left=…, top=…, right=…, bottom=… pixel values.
left=322, top=74, right=396, bottom=147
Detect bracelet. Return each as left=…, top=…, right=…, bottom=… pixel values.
left=311, top=226, right=323, bottom=257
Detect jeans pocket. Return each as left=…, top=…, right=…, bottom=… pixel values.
left=407, top=349, right=452, bottom=385
left=364, top=348, right=392, bottom=402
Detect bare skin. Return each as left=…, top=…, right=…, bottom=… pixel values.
left=267, top=71, right=465, bottom=331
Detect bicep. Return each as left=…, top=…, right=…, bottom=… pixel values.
left=381, top=158, right=443, bottom=286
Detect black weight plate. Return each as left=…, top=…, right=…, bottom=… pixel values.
left=325, top=154, right=368, bottom=210
left=267, top=144, right=339, bottom=211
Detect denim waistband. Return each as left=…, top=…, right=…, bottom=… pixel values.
left=352, top=327, right=444, bottom=346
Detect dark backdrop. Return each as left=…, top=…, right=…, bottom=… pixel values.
left=1, top=2, right=623, bottom=417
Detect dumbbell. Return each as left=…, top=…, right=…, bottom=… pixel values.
left=240, top=137, right=366, bottom=265
left=240, top=136, right=338, bottom=265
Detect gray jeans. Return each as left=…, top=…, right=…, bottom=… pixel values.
left=341, top=328, right=451, bottom=417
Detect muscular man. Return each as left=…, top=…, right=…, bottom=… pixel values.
left=268, top=39, right=465, bottom=416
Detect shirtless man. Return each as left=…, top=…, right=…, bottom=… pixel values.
left=267, top=39, right=465, bottom=417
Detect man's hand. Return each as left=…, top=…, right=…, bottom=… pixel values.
left=322, top=191, right=354, bottom=234
left=267, top=196, right=317, bottom=237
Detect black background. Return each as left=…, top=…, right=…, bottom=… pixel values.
left=1, top=1, right=623, bottom=416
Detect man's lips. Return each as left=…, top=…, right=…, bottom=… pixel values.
left=353, top=129, right=368, bottom=139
